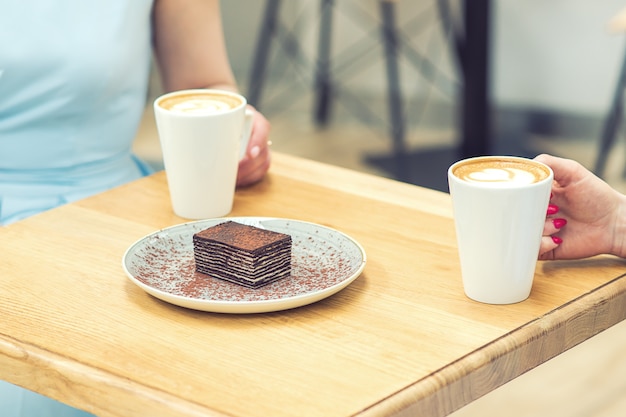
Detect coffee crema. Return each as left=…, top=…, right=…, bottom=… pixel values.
left=158, top=93, right=242, bottom=115
left=452, top=158, right=550, bottom=186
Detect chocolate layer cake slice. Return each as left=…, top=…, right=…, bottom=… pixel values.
left=193, top=221, right=292, bottom=288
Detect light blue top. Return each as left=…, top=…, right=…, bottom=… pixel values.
left=0, top=0, right=154, bottom=225
left=0, top=1, right=154, bottom=415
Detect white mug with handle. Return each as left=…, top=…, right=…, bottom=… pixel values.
left=154, top=89, right=253, bottom=219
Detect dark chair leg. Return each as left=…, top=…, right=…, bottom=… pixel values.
left=314, top=0, right=334, bottom=126
left=594, top=44, right=626, bottom=178
left=436, top=0, right=464, bottom=73
left=380, top=0, right=409, bottom=181
left=460, top=0, right=491, bottom=159
left=247, top=0, right=282, bottom=108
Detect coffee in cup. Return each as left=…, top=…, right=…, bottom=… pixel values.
left=451, top=157, right=550, bottom=186
left=157, top=92, right=243, bottom=115
left=448, top=156, right=553, bottom=304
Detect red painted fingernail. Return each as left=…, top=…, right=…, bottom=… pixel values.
left=552, top=236, right=563, bottom=244
left=553, top=218, right=567, bottom=229
left=547, top=204, right=559, bottom=215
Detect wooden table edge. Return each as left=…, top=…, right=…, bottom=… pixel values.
left=0, top=333, right=230, bottom=417
left=356, top=272, right=626, bottom=417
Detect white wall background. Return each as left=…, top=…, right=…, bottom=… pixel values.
left=493, top=0, right=625, bottom=115
left=221, top=0, right=626, bottom=116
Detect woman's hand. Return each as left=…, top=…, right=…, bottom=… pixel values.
left=535, top=154, right=626, bottom=260
left=152, top=0, right=271, bottom=187
left=236, top=105, right=271, bottom=187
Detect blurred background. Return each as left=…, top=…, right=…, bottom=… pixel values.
left=137, top=0, right=626, bottom=193
left=134, top=1, right=626, bottom=415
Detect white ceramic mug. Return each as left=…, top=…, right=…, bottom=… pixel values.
left=447, top=156, right=553, bottom=304
left=154, top=89, right=253, bottom=219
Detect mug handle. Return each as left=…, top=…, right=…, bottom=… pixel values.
left=238, top=108, right=254, bottom=160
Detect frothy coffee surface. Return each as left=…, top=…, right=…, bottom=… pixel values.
left=453, top=158, right=550, bottom=186
left=159, top=93, right=242, bottom=115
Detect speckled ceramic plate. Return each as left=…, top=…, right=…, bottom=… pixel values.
left=122, top=217, right=366, bottom=314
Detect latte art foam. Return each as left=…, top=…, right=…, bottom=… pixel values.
left=158, top=93, right=242, bottom=115
left=452, top=158, right=550, bottom=186
left=462, top=167, right=537, bottom=184
left=168, top=99, right=232, bottom=114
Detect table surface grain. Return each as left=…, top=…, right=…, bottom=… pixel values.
left=1, top=153, right=625, bottom=417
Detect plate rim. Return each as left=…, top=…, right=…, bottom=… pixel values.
left=122, top=217, right=367, bottom=314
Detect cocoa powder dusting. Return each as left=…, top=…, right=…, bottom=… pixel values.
left=127, top=220, right=363, bottom=304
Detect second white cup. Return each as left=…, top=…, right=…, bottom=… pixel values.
left=154, top=89, right=253, bottom=219
left=448, top=156, right=553, bottom=304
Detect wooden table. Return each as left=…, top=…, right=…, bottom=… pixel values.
left=1, top=153, right=626, bottom=417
